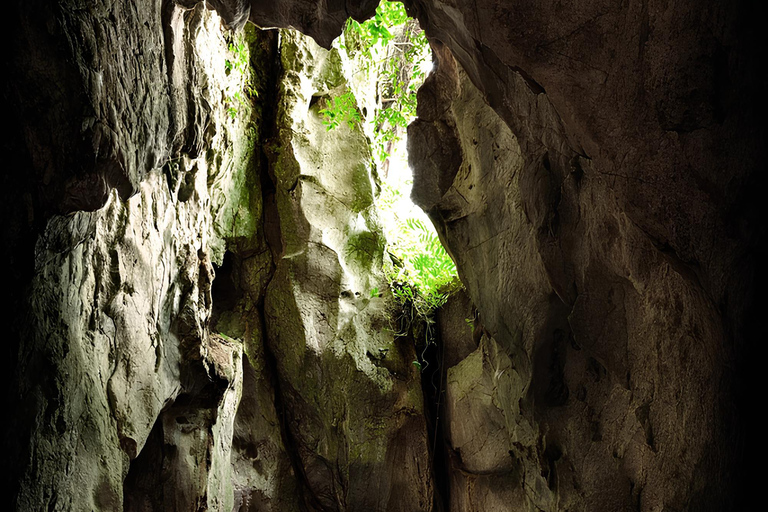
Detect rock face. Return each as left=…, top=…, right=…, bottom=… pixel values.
left=4, top=1, right=433, bottom=509
left=412, top=47, right=729, bottom=511
left=4, top=3, right=288, bottom=509
left=407, top=1, right=763, bottom=511
left=263, top=30, right=432, bottom=510
left=2, top=0, right=761, bottom=510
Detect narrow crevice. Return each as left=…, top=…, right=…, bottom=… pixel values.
left=209, top=250, right=239, bottom=331
left=123, top=413, right=166, bottom=511
left=160, top=0, right=179, bottom=154
left=249, top=29, right=331, bottom=511
left=254, top=176, right=327, bottom=510
left=257, top=300, right=332, bottom=512
left=410, top=313, right=450, bottom=512
left=123, top=389, right=224, bottom=511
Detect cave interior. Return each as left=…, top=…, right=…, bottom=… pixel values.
left=1, top=0, right=764, bottom=510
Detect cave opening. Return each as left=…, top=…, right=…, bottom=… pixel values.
left=323, top=1, right=460, bottom=311
left=323, top=11, right=463, bottom=507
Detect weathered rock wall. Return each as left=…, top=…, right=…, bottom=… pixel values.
left=3, top=3, right=288, bottom=509
left=2, top=0, right=760, bottom=510
left=263, top=30, right=432, bottom=510
left=406, top=1, right=763, bottom=510
left=413, top=46, right=734, bottom=511
left=3, top=1, right=433, bottom=510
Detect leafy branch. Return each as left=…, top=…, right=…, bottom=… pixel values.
left=319, top=91, right=362, bottom=130
left=322, top=1, right=430, bottom=161
left=223, top=35, right=259, bottom=120
left=341, top=2, right=430, bottom=162
left=225, top=42, right=249, bottom=75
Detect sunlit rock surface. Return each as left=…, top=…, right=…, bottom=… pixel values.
left=264, top=30, right=432, bottom=511
left=5, top=1, right=432, bottom=510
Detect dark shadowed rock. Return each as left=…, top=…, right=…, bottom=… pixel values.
left=412, top=1, right=762, bottom=509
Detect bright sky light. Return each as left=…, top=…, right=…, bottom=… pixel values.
left=329, top=2, right=457, bottom=296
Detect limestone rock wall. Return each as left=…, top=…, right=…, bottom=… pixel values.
left=413, top=49, right=729, bottom=510
left=4, top=3, right=289, bottom=509
left=406, top=1, right=762, bottom=510
left=2, top=0, right=760, bottom=510
left=264, top=30, right=432, bottom=510
left=3, top=1, right=433, bottom=510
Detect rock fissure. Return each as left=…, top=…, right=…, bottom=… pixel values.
left=2, top=0, right=760, bottom=510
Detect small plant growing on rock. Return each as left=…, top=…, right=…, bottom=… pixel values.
left=319, top=90, right=362, bottom=130
left=225, top=42, right=249, bottom=75
left=223, top=32, right=259, bottom=120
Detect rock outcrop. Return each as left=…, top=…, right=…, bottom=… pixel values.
left=263, top=30, right=432, bottom=510
left=4, top=4, right=287, bottom=509
left=412, top=45, right=734, bottom=511
left=407, top=1, right=763, bottom=510
left=2, top=0, right=761, bottom=510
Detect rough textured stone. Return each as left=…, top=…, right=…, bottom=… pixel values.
left=445, top=334, right=550, bottom=511
left=412, top=6, right=761, bottom=509
left=248, top=0, right=379, bottom=48
left=7, top=0, right=168, bottom=214
left=264, top=30, right=433, bottom=511
left=5, top=2, right=437, bottom=509
left=3, top=3, right=298, bottom=510
left=2, top=0, right=761, bottom=510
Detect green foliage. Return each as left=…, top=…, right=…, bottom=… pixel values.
left=326, top=1, right=430, bottom=161
left=377, top=179, right=459, bottom=370
left=225, top=91, right=245, bottom=120
left=319, top=91, right=362, bottom=130
left=223, top=37, right=259, bottom=120
left=325, top=3, right=459, bottom=366
left=392, top=218, right=456, bottom=297
left=344, top=1, right=429, bottom=161
left=225, top=42, right=249, bottom=75
left=343, top=1, right=408, bottom=50
left=384, top=215, right=458, bottom=316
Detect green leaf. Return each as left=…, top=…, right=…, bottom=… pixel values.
left=319, top=90, right=361, bottom=130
